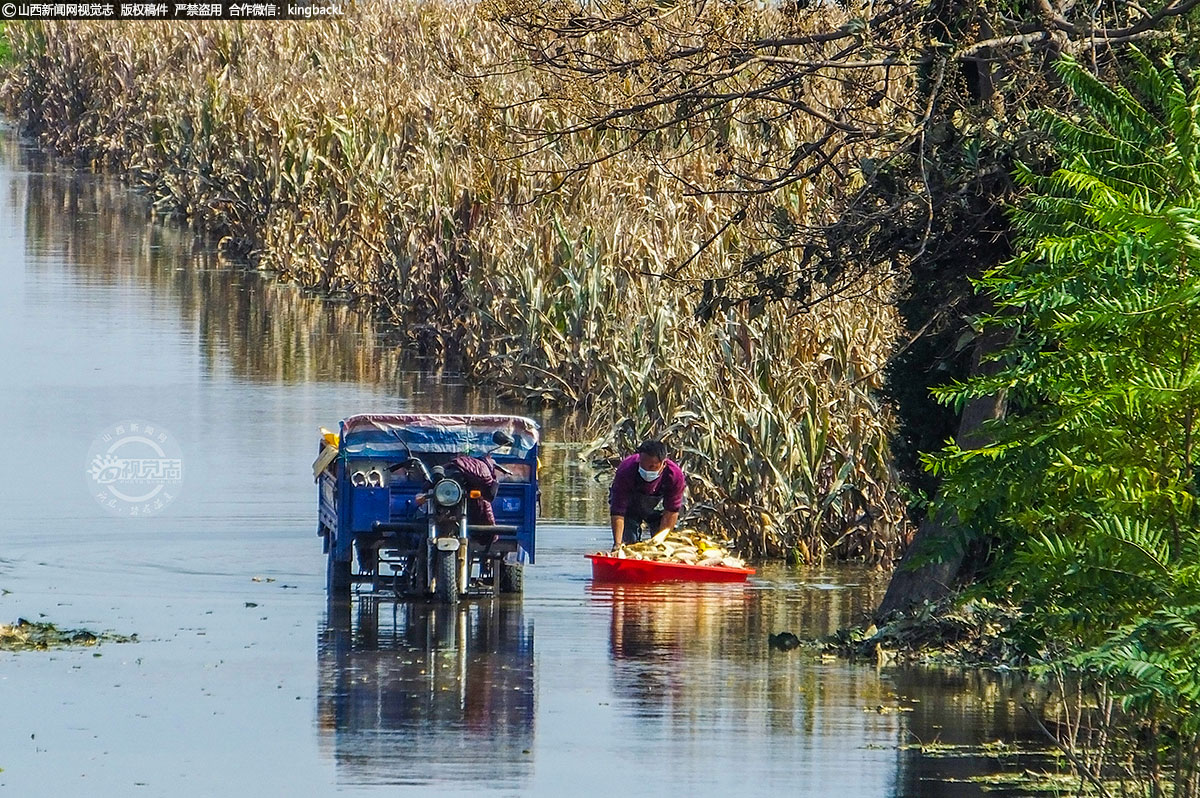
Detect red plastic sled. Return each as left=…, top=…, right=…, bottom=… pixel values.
left=586, top=553, right=755, bottom=583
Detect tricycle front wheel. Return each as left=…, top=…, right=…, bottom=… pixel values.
left=434, top=550, right=458, bottom=602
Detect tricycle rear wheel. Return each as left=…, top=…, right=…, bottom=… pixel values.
left=326, top=549, right=351, bottom=598
left=409, top=549, right=430, bottom=595
left=499, top=562, right=524, bottom=594
left=434, top=550, right=458, bottom=602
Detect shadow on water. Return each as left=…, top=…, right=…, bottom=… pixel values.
left=583, top=573, right=1057, bottom=798
left=317, top=598, right=535, bottom=789
left=591, top=575, right=899, bottom=728
left=887, top=667, right=1061, bottom=797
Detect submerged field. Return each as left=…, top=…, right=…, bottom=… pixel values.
left=0, top=5, right=910, bottom=562
left=8, top=2, right=1200, bottom=793
left=0, top=134, right=1061, bottom=797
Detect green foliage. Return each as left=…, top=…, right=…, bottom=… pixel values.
left=1067, top=606, right=1200, bottom=733
left=0, top=23, right=11, bottom=67
left=923, top=48, right=1200, bottom=785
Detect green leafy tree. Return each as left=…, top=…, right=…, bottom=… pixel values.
left=925, top=50, right=1200, bottom=790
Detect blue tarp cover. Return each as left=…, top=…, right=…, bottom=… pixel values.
left=339, top=414, right=539, bottom=459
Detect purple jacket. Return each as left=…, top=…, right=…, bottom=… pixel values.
left=609, top=455, right=686, bottom=517
left=448, top=454, right=499, bottom=525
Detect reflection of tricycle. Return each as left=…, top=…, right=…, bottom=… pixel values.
left=316, top=414, right=540, bottom=601
left=317, top=598, right=535, bottom=788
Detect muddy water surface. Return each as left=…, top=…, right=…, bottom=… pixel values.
left=0, top=127, right=1050, bottom=797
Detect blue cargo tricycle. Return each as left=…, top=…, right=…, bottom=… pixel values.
left=316, top=414, right=539, bottom=601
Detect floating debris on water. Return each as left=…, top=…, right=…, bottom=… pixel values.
left=898, top=740, right=1039, bottom=758
left=964, top=769, right=1084, bottom=793
left=768, top=632, right=802, bottom=651
left=825, top=597, right=1028, bottom=667
left=0, top=619, right=136, bottom=651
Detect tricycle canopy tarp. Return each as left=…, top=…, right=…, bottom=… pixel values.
left=339, top=414, right=540, bottom=459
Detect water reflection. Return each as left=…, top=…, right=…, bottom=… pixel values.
left=8, top=129, right=607, bottom=524
left=587, top=573, right=1053, bottom=797
left=888, top=667, right=1057, bottom=797
left=593, top=577, right=896, bottom=722
left=15, top=137, right=404, bottom=386
left=317, top=599, right=535, bottom=789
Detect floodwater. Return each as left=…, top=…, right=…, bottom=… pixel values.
left=0, top=125, right=1053, bottom=797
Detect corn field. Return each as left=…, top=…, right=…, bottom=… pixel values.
left=0, top=3, right=909, bottom=561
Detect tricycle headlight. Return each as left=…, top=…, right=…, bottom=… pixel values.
left=433, top=479, right=464, bottom=507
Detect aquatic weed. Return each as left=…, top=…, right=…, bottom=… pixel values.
left=0, top=618, right=136, bottom=651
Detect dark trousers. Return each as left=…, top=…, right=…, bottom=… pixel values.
left=621, top=512, right=663, bottom=544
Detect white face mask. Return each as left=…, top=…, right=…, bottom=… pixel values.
left=638, top=466, right=662, bottom=482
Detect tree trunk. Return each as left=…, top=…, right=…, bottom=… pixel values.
left=875, top=329, right=1006, bottom=619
